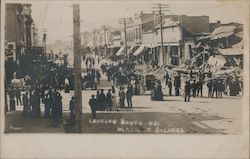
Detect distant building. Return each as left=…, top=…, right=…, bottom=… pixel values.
left=126, top=11, right=156, bottom=47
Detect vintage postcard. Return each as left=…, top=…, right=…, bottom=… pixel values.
left=1, top=0, right=249, bottom=158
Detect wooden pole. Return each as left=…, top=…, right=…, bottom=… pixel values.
left=124, top=18, right=128, bottom=61
left=159, top=4, right=165, bottom=65
left=73, top=4, right=82, bottom=133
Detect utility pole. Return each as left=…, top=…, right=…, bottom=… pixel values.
left=73, top=4, right=82, bottom=133
left=152, top=3, right=170, bottom=66
left=93, top=29, right=97, bottom=57
left=103, top=26, right=107, bottom=57
left=120, top=18, right=130, bottom=62
left=43, top=28, right=47, bottom=55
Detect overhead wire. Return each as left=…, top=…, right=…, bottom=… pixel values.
left=54, top=5, right=66, bottom=40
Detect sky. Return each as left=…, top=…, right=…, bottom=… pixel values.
left=29, top=0, right=249, bottom=44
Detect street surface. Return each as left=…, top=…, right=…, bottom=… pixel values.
left=5, top=57, right=243, bottom=134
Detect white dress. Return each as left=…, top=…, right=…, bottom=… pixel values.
left=111, top=93, right=118, bottom=111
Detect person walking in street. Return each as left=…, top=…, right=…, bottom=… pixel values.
left=207, top=79, right=213, bottom=98
left=196, top=79, right=203, bottom=97
left=9, top=88, right=16, bottom=111
left=111, top=85, right=115, bottom=94
left=118, top=87, right=126, bottom=108
left=217, top=80, right=224, bottom=98
left=69, top=96, right=76, bottom=124
left=34, top=90, right=41, bottom=117
left=92, top=59, right=95, bottom=68
left=57, top=92, right=63, bottom=120
left=98, top=56, right=100, bottom=64
left=164, top=71, right=169, bottom=86
left=184, top=80, right=191, bottom=102
left=64, top=77, right=70, bottom=93
left=44, top=94, right=51, bottom=118
left=52, top=92, right=61, bottom=127
left=96, top=90, right=100, bottom=108
left=96, top=70, right=101, bottom=85
left=111, top=89, right=118, bottom=111
left=85, top=58, right=89, bottom=70
left=15, top=87, right=22, bottom=106
left=191, top=79, right=197, bottom=98
left=30, top=90, right=37, bottom=117
left=22, top=92, right=29, bottom=116
left=126, top=86, right=133, bottom=108
left=106, top=89, right=112, bottom=111
left=89, top=95, right=97, bottom=118
left=174, top=73, right=181, bottom=96
left=131, top=77, right=136, bottom=94
left=99, top=89, right=106, bottom=111
left=189, top=70, right=193, bottom=80
left=168, top=78, right=172, bottom=96
left=213, top=79, right=218, bottom=98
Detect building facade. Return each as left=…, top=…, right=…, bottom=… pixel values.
left=5, top=3, right=33, bottom=63
left=153, top=15, right=209, bottom=66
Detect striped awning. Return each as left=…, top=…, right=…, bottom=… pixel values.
left=115, top=46, right=125, bottom=56
left=133, top=45, right=146, bottom=56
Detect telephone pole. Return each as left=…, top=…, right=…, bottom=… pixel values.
left=103, top=26, right=107, bottom=57
left=120, top=18, right=131, bottom=62
left=93, top=29, right=96, bottom=56
left=73, top=4, right=82, bottom=133
left=152, top=3, right=170, bottom=65
left=43, top=28, right=47, bottom=55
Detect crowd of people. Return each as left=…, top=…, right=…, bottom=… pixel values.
left=7, top=86, right=63, bottom=127
left=161, top=69, right=242, bottom=102
left=5, top=51, right=243, bottom=129
left=88, top=86, right=134, bottom=118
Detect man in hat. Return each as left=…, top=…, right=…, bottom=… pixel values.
left=89, top=95, right=97, bottom=118
left=99, top=89, right=106, bottom=111
left=69, top=96, right=76, bottom=123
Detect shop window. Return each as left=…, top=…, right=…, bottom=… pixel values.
left=170, top=46, right=179, bottom=65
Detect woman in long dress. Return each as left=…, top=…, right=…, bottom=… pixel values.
left=111, top=91, right=118, bottom=111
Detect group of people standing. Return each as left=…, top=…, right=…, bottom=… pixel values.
left=164, top=72, right=181, bottom=96
left=7, top=86, right=63, bottom=127
left=88, top=86, right=134, bottom=118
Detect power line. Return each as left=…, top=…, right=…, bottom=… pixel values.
left=41, top=4, right=48, bottom=29
left=51, top=6, right=63, bottom=36
left=54, top=6, right=66, bottom=40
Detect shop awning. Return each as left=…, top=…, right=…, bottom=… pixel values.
left=90, top=47, right=95, bottom=51
left=210, top=32, right=234, bottom=40
left=128, top=46, right=135, bottom=53
left=232, top=40, right=243, bottom=50
left=146, top=44, right=158, bottom=48
left=160, top=43, right=179, bottom=46
left=133, top=45, right=146, bottom=56
left=115, top=46, right=125, bottom=56
left=210, top=25, right=235, bottom=40
left=219, top=48, right=243, bottom=56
